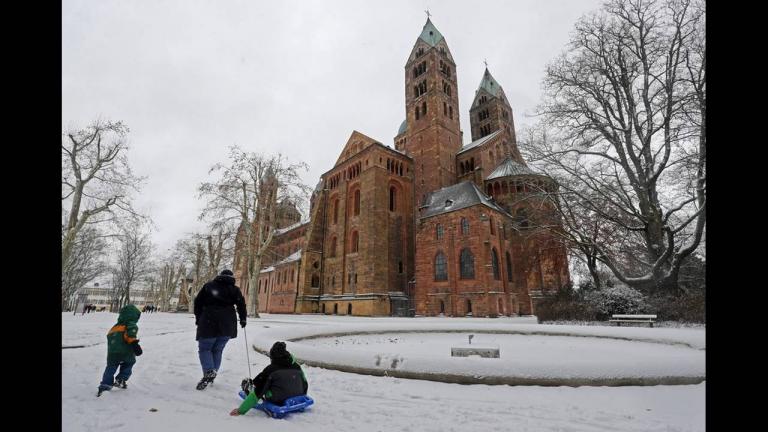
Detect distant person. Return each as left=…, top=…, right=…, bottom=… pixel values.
left=230, top=341, right=308, bottom=416
left=193, top=269, right=247, bottom=390
left=97, top=304, right=143, bottom=397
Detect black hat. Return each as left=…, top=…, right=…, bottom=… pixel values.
left=269, top=341, right=288, bottom=359
left=220, top=269, right=234, bottom=276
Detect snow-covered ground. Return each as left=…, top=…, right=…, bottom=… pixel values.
left=63, top=312, right=705, bottom=432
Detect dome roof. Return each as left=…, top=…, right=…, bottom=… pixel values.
left=397, top=119, right=407, bottom=135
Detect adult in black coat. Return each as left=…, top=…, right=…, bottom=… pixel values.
left=193, top=269, right=248, bottom=390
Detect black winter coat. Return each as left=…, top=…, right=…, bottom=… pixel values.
left=194, top=274, right=247, bottom=340
left=252, top=353, right=308, bottom=404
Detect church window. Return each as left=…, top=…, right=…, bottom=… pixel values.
left=311, top=274, right=319, bottom=288
left=354, top=189, right=360, bottom=216
left=490, top=217, right=495, bottom=235
left=435, top=252, right=447, bottom=281
left=398, top=261, right=403, bottom=274
left=436, top=223, right=444, bottom=240
left=389, top=187, right=397, bottom=211
left=422, top=102, right=427, bottom=115
left=415, top=106, right=420, bottom=120
left=449, top=106, right=453, bottom=119
left=444, top=102, right=447, bottom=116
left=506, top=252, right=513, bottom=282
left=492, top=248, right=500, bottom=280
left=333, top=199, right=339, bottom=224
left=459, top=248, right=475, bottom=279
left=350, top=231, right=359, bottom=253
left=330, top=236, right=337, bottom=257
left=461, top=218, right=469, bottom=235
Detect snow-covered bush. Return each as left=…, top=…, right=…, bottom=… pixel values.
left=584, top=284, right=650, bottom=319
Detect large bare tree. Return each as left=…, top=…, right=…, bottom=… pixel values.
left=198, top=146, right=309, bottom=317
left=524, top=0, right=705, bottom=295
left=62, top=119, right=145, bottom=279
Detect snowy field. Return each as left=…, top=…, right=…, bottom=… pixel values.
left=63, top=312, right=705, bottom=432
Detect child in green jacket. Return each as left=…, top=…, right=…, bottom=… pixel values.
left=97, top=304, right=143, bottom=397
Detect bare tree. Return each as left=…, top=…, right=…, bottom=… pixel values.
left=111, top=223, right=153, bottom=310
left=61, top=226, right=108, bottom=311
left=198, top=146, right=309, bottom=317
left=524, top=0, right=705, bottom=295
left=62, top=119, right=145, bottom=272
left=175, top=226, right=235, bottom=312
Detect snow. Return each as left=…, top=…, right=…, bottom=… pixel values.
left=63, top=312, right=705, bottom=432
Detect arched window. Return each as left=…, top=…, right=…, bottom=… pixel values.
left=330, top=236, right=337, bottom=257
left=332, top=275, right=336, bottom=287
left=490, top=217, right=495, bottom=235
left=347, top=303, right=352, bottom=315
left=459, top=248, right=475, bottom=279
left=422, top=101, right=427, bottom=115
left=461, top=218, right=469, bottom=235
left=389, top=187, right=397, bottom=212
left=434, top=252, right=447, bottom=281
left=506, top=252, right=513, bottom=282
left=415, top=105, right=420, bottom=120
left=333, top=199, right=339, bottom=224
left=436, top=224, right=444, bottom=240
left=350, top=231, right=359, bottom=253
left=354, top=189, right=361, bottom=216
left=492, top=248, right=500, bottom=280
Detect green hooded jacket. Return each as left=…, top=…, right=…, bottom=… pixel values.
left=106, top=305, right=141, bottom=362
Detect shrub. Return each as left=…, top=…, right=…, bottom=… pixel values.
left=583, top=283, right=650, bottom=320
left=536, top=285, right=597, bottom=322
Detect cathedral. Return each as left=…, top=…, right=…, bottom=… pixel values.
left=235, top=18, right=570, bottom=317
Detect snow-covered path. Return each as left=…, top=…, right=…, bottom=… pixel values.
left=62, top=312, right=705, bottom=432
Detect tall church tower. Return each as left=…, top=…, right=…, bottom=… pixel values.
left=469, top=68, right=523, bottom=163
left=401, top=19, right=462, bottom=206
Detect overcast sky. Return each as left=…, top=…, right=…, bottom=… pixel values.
left=62, top=0, right=604, bottom=254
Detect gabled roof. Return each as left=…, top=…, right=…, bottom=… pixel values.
left=418, top=18, right=444, bottom=46
left=457, top=130, right=502, bottom=155
left=333, top=130, right=379, bottom=167
left=486, top=157, right=540, bottom=180
left=420, top=181, right=509, bottom=219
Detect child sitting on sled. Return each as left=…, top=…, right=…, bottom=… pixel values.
left=230, top=341, right=308, bottom=416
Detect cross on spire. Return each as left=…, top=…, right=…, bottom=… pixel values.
left=425, top=9, right=431, bottom=19
left=484, top=59, right=488, bottom=68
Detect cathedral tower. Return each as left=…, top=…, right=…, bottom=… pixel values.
left=468, top=68, right=523, bottom=163
left=400, top=19, right=462, bottom=206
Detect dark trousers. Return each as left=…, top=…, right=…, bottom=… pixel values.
left=99, top=358, right=135, bottom=390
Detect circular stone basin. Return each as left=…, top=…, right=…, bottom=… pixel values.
left=301, top=332, right=700, bottom=366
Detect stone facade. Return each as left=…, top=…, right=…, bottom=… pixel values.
left=236, top=18, right=570, bottom=317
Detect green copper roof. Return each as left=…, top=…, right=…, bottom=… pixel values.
left=478, top=68, right=503, bottom=96
left=418, top=18, right=444, bottom=46
left=397, top=119, right=407, bottom=135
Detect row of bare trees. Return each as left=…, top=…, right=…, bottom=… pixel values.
left=521, top=0, right=705, bottom=295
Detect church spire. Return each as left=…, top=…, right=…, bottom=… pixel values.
left=418, top=18, right=444, bottom=46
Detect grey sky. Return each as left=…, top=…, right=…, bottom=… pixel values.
left=62, top=0, right=603, bottom=254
